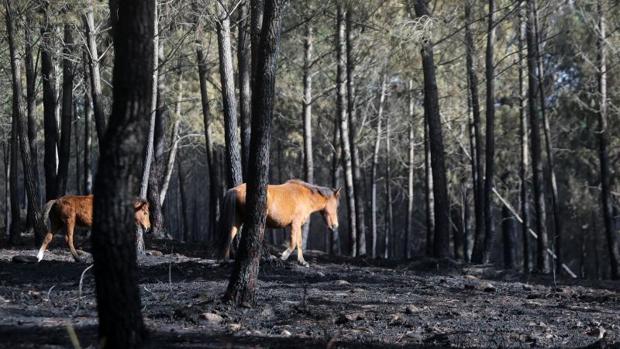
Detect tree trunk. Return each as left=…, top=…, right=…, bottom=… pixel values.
left=197, top=44, right=218, bottom=240
left=596, top=0, right=619, bottom=280
left=178, top=158, right=190, bottom=242
left=301, top=22, right=314, bottom=250
left=384, top=105, right=393, bottom=259
left=423, top=114, right=434, bottom=256
left=250, top=0, right=264, bottom=79
left=465, top=0, right=486, bottom=264
left=159, top=91, right=182, bottom=206
left=9, top=128, right=19, bottom=243
left=502, top=203, right=516, bottom=269
left=405, top=80, right=415, bottom=259
left=526, top=0, right=550, bottom=273
left=238, top=0, right=252, bottom=178
left=346, top=7, right=366, bottom=256
left=40, top=1, right=59, bottom=201
left=518, top=1, right=530, bottom=273
left=336, top=3, right=357, bottom=257
left=481, top=0, right=496, bottom=264
left=224, top=0, right=285, bottom=306
left=91, top=1, right=153, bottom=345
left=217, top=2, right=243, bottom=188
left=370, top=75, right=386, bottom=259
left=74, top=102, right=81, bottom=194
left=83, top=56, right=93, bottom=194
left=56, top=24, right=75, bottom=196
left=414, top=0, right=451, bottom=258
left=452, top=204, right=465, bottom=260
left=5, top=0, right=47, bottom=245
left=25, top=13, right=39, bottom=235
left=330, top=118, right=342, bottom=256
left=84, top=0, right=107, bottom=146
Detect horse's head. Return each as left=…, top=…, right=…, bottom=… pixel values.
left=133, top=199, right=151, bottom=232
left=322, top=188, right=341, bottom=233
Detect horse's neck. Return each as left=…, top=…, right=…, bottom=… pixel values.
left=307, top=192, right=328, bottom=213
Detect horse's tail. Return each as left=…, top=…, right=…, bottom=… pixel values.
left=41, top=199, right=57, bottom=231
left=217, top=189, right=238, bottom=259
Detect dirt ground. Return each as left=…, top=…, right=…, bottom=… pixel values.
left=0, top=238, right=618, bottom=348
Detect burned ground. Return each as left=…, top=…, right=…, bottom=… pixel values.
left=0, top=238, right=618, bottom=348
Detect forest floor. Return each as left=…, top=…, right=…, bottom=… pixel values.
left=0, top=237, right=618, bottom=348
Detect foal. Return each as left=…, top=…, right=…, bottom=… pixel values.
left=219, top=179, right=340, bottom=267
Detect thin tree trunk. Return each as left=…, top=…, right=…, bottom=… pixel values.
left=91, top=1, right=153, bottom=345
left=9, top=127, right=19, bottom=243
left=40, top=1, right=59, bottom=201
left=84, top=0, right=107, bottom=146
left=224, top=0, right=285, bottom=306
left=526, top=0, right=550, bottom=273
left=336, top=3, right=357, bottom=257
left=159, top=83, right=183, bottom=206
left=518, top=1, right=530, bottom=273
left=384, top=105, right=393, bottom=259
left=423, top=114, right=434, bottom=256
left=196, top=44, right=218, bottom=240
left=83, top=56, right=93, bottom=194
left=5, top=0, right=47, bottom=245
left=74, top=102, right=81, bottom=194
left=452, top=204, right=465, bottom=260
left=217, top=2, right=243, bottom=188
left=25, top=13, right=39, bottom=234
left=414, top=0, right=451, bottom=258
left=465, top=0, right=486, bottom=264
left=405, top=80, right=415, bottom=259
left=178, top=158, right=189, bottom=242
left=346, top=7, right=366, bottom=256
left=330, top=119, right=342, bottom=256
left=238, top=0, right=252, bottom=178
left=56, top=24, right=75, bottom=196
left=596, top=0, right=619, bottom=280
left=481, top=0, right=497, bottom=264
left=250, top=0, right=264, bottom=79
left=370, top=75, right=386, bottom=259
left=301, top=22, right=314, bottom=250
left=502, top=203, right=516, bottom=269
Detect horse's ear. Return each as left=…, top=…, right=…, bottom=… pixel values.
left=133, top=199, right=148, bottom=210
left=333, top=187, right=342, bottom=198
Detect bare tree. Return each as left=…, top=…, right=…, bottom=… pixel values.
left=84, top=0, right=107, bottom=145
left=405, top=80, right=415, bottom=259
left=371, top=75, right=386, bottom=259
left=56, top=24, right=75, bottom=196
left=301, top=21, right=313, bottom=250
left=238, top=0, right=252, bottom=177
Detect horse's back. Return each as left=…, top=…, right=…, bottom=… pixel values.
left=53, top=195, right=94, bottom=227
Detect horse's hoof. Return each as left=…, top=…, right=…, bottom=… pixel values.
left=298, top=261, right=310, bottom=268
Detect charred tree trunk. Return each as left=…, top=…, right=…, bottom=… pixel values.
left=502, top=203, right=516, bottom=269
left=40, top=2, right=59, bottom=201
left=465, top=0, right=485, bottom=264
left=25, top=13, right=39, bottom=234
left=178, top=158, right=189, bottom=242
left=452, top=204, right=465, bottom=260
left=336, top=3, right=357, bottom=257
left=596, top=0, right=619, bottom=280
left=9, top=124, right=19, bottom=243
left=414, top=0, right=451, bottom=258
left=346, top=7, right=366, bottom=256
left=250, top=0, right=264, bottom=79
left=224, top=0, right=285, bottom=306
left=84, top=0, right=107, bottom=146
left=384, top=106, right=393, bottom=259
left=56, top=24, right=75, bottom=196
left=330, top=118, right=342, bottom=256
left=217, top=2, right=243, bottom=188
left=238, top=0, right=252, bottom=178
left=423, top=115, right=434, bottom=256
left=405, top=80, right=415, bottom=259
left=370, top=75, right=386, bottom=259
left=480, top=0, right=496, bottom=264
left=91, top=1, right=153, bottom=345
left=526, top=0, right=550, bottom=273
left=5, top=0, right=47, bottom=245
left=197, top=44, right=218, bottom=240
left=83, top=56, right=93, bottom=194
left=518, top=2, right=530, bottom=273
left=301, top=22, right=313, bottom=250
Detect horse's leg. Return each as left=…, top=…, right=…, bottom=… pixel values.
left=36, top=229, right=56, bottom=262
left=224, top=224, right=239, bottom=261
left=280, top=226, right=296, bottom=261
left=294, top=222, right=309, bottom=267
left=65, top=218, right=82, bottom=262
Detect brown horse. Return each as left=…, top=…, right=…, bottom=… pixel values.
left=36, top=195, right=151, bottom=262
left=219, top=179, right=340, bottom=267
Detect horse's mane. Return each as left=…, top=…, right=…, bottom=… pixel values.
left=286, top=179, right=334, bottom=197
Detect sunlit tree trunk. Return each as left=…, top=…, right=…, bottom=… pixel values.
left=371, top=75, right=386, bottom=259
left=423, top=116, right=434, bottom=256
left=301, top=22, right=313, bottom=250
left=84, top=0, right=107, bottom=146
left=83, top=56, right=93, bottom=194
left=384, top=104, right=393, bottom=259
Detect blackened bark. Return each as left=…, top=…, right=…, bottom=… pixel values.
left=24, top=15, right=39, bottom=185
left=423, top=115, right=434, bottom=256
left=83, top=55, right=93, bottom=194
left=197, top=45, right=218, bottom=240
left=346, top=8, right=366, bottom=256
left=384, top=104, right=393, bottom=259
left=91, top=0, right=153, bottom=346
left=238, top=0, right=252, bottom=178
left=502, top=203, right=516, bottom=269
left=481, top=0, right=496, bottom=264
left=464, top=0, right=485, bottom=264
left=596, top=0, right=619, bottom=280
left=414, top=0, right=450, bottom=258
left=518, top=1, right=530, bottom=273
left=9, top=122, right=20, bottom=243
left=217, top=3, right=243, bottom=188
left=224, top=0, right=285, bottom=306
left=336, top=3, right=357, bottom=257
left=57, top=24, right=75, bottom=196
left=526, top=0, right=550, bottom=273
left=84, top=0, right=107, bottom=146
left=40, top=2, right=59, bottom=200
left=405, top=80, right=415, bottom=259
left=178, top=158, right=190, bottom=242
left=452, top=204, right=465, bottom=260
left=301, top=22, right=313, bottom=250
left=250, top=0, right=264, bottom=78
left=330, top=118, right=342, bottom=255
left=5, top=0, right=47, bottom=245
